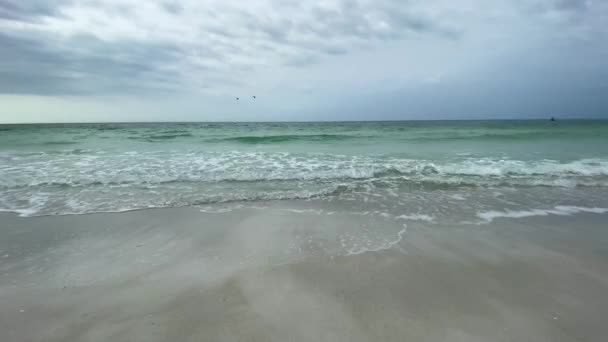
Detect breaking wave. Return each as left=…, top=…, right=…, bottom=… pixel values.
left=2, top=149, right=608, bottom=217
left=2, top=152, right=607, bottom=188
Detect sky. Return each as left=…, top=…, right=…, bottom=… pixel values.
left=1, top=0, right=607, bottom=123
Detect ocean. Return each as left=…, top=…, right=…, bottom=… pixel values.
left=1, top=120, right=608, bottom=223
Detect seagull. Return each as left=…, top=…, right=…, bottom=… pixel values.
left=236, top=97, right=239, bottom=100
left=252, top=96, right=256, bottom=99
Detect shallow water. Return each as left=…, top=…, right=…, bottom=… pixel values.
left=1, top=120, right=608, bottom=218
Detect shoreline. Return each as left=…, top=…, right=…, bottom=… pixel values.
left=3, top=196, right=608, bottom=220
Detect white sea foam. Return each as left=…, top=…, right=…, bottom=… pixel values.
left=448, top=194, right=467, bottom=200
left=395, top=214, right=435, bottom=222
left=199, top=205, right=244, bottom=214
left=0, top=193, right=49, bottom=217
left=2, top=149, right=608, bottom=217
left=477, top=206, right=608, bottom=223
left=2, top=151, right=608, bottom=188
left=281, top=208, right=326, bottom=215
left=344, top=228, right=407, bottom=256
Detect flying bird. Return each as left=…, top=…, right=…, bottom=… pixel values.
left=236, top=97, right=239, bottom=100
left=252, top=96, right=256, bottom=99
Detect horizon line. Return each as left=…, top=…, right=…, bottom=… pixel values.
left=1, top=118, right=606, bottom=125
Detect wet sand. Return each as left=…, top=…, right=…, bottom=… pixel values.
left=1, top=204, right=607, bottom=342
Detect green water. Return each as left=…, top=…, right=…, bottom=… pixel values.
left=1, top=120, right=607, bottom=218
left=1, top=120, right=606, bottom=158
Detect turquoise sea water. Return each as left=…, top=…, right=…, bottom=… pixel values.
left=1, top=120, right=608, bottom=220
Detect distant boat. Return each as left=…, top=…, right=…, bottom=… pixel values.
left=550, top=117, right=556, bottom=122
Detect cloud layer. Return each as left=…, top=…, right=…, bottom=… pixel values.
left=1, top=0, right=607, bottom=121
left=1, top=0, right=463, bottom=95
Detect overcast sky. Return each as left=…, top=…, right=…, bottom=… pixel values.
left=1, top=0, right=607, bottom=123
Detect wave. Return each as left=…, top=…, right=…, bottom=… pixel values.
left=3, top=151, right=608, bottom=217
left=42, top=141, right=78, bottom=145
left=128, top=133, right=193, bottom=141
left=2, top=153, right=608, bottom=189
left=218, top=134, right=361, bottom=144
left=5, top=177, right=607, bottom=193
left=395, top=214, right=435, bottom=222
left=96, top=126, right=123, bottom=131
left=0, top=185, right=341, bottom=217
left=399, top=130, right=601, bottom=142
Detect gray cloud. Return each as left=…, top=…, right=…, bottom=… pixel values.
left=0, top=0, right=69, bottom=21
left=522, top=0, right=597, bottom=20
left=160, top=1, right=183, bottom=15
left=554, top=0, right=589, bottom=12
left=0, top=0, right=607, bottom=122
left=0, top=0, right=457, bottom=95
left=0, top=32, right=184, bottom=95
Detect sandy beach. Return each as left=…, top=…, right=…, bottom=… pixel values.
left=2, top=0, right=608, bottom=339
left=1, top=202, right=607, bottom=342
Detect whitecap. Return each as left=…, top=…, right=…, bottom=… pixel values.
left=395, top=214, right=435, bottom=222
